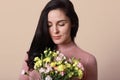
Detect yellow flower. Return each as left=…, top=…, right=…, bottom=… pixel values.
left=34, top=57, right=40, bottom=61
left=48, top=51, right=52, bottom=56
left=74, top=66, right=79, bottom=70
left=68, top=72, right=74, bottom=78
left=50, top=62, right=56, bottom=67
left=56, top=61, right=62, bottom=65
left=73, top=59, right=79, bottom=67
left=34, top=60, right=42, bottom=69
left=56, top=64, right=66, bottom=72
left=65, top=63, right=71, bottom=68
left=52, top=52, right=58, bottom=57
left=43, top=57, right=51, bottom=63
left=78, top=69, right=83, bottom=79
left=44, top=50, right=48, bottom=54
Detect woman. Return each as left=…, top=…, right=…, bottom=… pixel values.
left=19, top=0, right=97, bottom=80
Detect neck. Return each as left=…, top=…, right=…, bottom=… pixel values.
left=57, top=41, right=76, bottom=52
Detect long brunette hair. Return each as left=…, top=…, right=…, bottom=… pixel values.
left=26, top=0, right=79, bottom=70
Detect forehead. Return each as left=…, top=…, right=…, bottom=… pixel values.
left=48, top=9, right=69, bottom=21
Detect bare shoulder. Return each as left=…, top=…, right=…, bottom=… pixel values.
left=78, top=48, right=97, bottom=69
left=85, top=52, right=98, bottom=80
left=77, top=48, right=97, bottom=65
left=76, top=48, right=98, bottom=80
left=86, top=52, right=97, bottom=66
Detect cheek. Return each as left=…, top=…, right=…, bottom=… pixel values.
left=49, top=28, right=52, bottom=35
left=61, top=28, right=71, bottom=37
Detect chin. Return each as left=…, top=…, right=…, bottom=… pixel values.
left=53, top=40, right=64, bottom=45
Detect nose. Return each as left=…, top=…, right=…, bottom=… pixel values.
left=53, top=25, right=59, bottom=33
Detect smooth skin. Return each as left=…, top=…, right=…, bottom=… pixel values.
left=19, top=9, right=97, bottom=80
left=48, top=9, right=97, bottom=80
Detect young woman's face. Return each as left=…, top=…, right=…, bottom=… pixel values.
left=48, top=9, right=72, bottom=45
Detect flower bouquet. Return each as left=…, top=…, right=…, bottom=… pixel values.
left=33, top=48, right=84, bottom=80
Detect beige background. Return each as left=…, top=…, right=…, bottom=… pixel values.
left=0, top=0, right=120, bottom=80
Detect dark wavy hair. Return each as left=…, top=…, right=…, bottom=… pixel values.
left=26, top=0, right=79, bottom=70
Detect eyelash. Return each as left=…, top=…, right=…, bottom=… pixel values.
left=58, top=23, right=65, bottom=26
left=48, top=25, right=52, bottom=27
left=48, top=22, right=66, bottom=27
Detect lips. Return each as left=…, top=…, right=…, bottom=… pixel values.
left=52, top=36, right=61, bottom=40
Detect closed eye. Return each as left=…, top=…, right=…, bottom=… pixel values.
left=48, top=22, right=52, bottom=27
left=57, top=20, right=68, bottom=26
left=58, top=22, right=65, bottom=26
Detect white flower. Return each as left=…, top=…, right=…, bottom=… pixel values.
left=64, top=61, right=68, bottom=64
left=68, top=58, right=72, bottom=63
left=55, top=70, right=58, bottom=73
left=45, top=64, right=53, bottom=73
left=39, top=68, right=46, bottom=73
left=56, top=51, right=60, bottom=54
left=77, top=62, right=84, bottom=71
left=21, top=70, right=25, bottom=75
left=59, top=53, right=65, bottom=58
left=56, top=53, right=66, bottom=61
left=45, top=75, right=52, bottom=80
left=56, top=56, right=62, bottom=61
left=60, top=71, right=65, bottom=76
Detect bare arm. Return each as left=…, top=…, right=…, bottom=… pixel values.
left=86, top=55, right=98, bottom=80
left=19, top=54, right=29, bottom=80
left=19, top=54, right=40, bottom=80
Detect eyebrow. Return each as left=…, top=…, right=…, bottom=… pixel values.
left=58, top=20, right=68, bottom=23
left=48, top=20, right=69, bottom=23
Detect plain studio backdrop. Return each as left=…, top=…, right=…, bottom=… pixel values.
left=0, top=0, right=120, bottom=80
